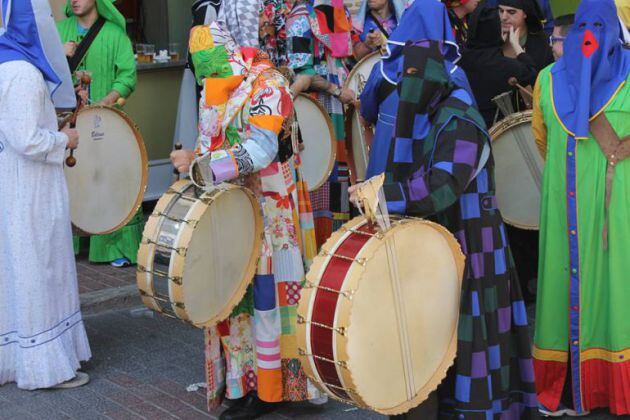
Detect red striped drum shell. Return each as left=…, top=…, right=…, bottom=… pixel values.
left=297, top=216, right=465, bottom=414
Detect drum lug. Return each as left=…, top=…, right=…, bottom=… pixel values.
left=174, top=302, right=186, bottom=310
left=302, top=282, right=355, bottom=300
left=297, top=316, right=347, bottom=336
left=141, top=238, right=188, bottom=257
left=170, top=276, right=183, bottom=286
left=298, top=349, right=349, bottom=368
left=321, top=250, right=367, bottom=266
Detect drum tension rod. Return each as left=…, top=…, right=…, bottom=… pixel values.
left=138, top=290, right=186, bottom=309
left=136, top=265, right=183, bottom=285
left=297, top=315, right=347, bottom=336
left=298, top=348, right=348, bottom=368
left=303, top=281, right=355, bottom=300
left=141, top=238, right=188, bottom=257
left=340, top=225, right=383, bottom=239
left=320, top=250, right=366, bottom=266
left=150, top=212, right=199, bottom=228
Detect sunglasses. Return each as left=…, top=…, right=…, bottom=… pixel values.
left=549, top=35, right=567, bottom=46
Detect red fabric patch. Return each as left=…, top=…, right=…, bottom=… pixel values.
left=582, top=358, right=630, bottom=415
left=581, top=29, right=599, bottom=58
left=534, top=358, right=567, bottom=411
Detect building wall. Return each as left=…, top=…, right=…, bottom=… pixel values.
left=50, top=0, right=66, bottom=21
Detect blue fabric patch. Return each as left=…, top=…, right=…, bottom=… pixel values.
left=488, top=344, right=501, bottom=370
left=494, top=248, right=506, bottom=275
left=253, top=274, right=277, bottom=311
left=460, top=193, right=480, bottom=220
left=512, top=300, right=528, bottom=326
left=455, top=375, right=471, bottom=403
left=471, top=291, right=480, bottom=316
left=476, top=169, right=488, bottom=193
left=452, top=88, right=473, bottom=106
left=393, top=137, right=414, bottom=163
left=434, top=161, right=453, bottom=174
left=412, top=113, right=430, bottom=139
left=487, top=376, right=493, bottom=400
left=387, top=200, right=407, bottom=214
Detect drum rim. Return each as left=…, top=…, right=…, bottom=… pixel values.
left=343, top=51, right=380, bottom=91
left=295, top=93, right=336, bottom=191
left=298, top=216, right=465, bottom=414
left=71, top=105, right=149, bottom=235
left=137, top=180, right=264, bottom=329
left=488, top=110, right=540, bottom=230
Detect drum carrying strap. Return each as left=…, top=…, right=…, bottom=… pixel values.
left=68, top=17, right=106, bottom=73
left=590, top=114, right=630, bottom=249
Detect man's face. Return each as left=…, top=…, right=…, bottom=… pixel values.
left=499, top=5, right=527, bottom=34
left=551, top=26, right=566, bottom=60
left=368, top=0, right=389, bottom=13
left=71, top=0, right=97, bottom=17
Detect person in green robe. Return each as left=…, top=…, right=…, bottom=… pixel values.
left=57, top=0, right=140, bottom=267
left=532, top=0, right=630, bottom=416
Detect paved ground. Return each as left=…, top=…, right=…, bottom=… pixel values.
left=0, top=254, right=621, bottom=419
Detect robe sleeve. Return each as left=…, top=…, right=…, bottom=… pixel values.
left=207, top=74, right=289, bottom=184
left=359, top=65, right=383, bottom=124
left=383, top=117, right=488, bottom=217
left=0, top=67, right=68, bottom=165
left=110, top=28, right=137, bottom=98
left=286, top=12, right=316, bottom=75
left=532, top=75, right=547, bottom=159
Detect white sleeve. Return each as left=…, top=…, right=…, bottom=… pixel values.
left=0, top=66, right=68, bottom=165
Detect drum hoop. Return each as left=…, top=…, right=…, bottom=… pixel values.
left=296, top=93, right=337, bottom=191
left=300, top=216, right=466, bottom=414
left=75, top=105, right=149, bottom=235
left=343, top=51, right=380, bottom=91
left=137, top=180, right=191, bottom=316
left=488, top=110, right=540, bottom=230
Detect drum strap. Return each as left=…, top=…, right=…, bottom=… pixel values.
left=68, top=17, right=106, bottom=74
left=590, top=114, right=630, bottom=249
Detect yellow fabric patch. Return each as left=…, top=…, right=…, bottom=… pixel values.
left=189, top=25, right=214, bottom=54
left=280, top=335, right=299, bottom=359
left=249, top=115, right=284, bottom=134
left=533, top=346, right=569, bottom=362
left=582, top=347, right=630, bottom=363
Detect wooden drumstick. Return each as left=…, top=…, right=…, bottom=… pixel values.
left=65, top=73, right=92, bottom=168
left=508, top=77, right=533, bottom=99
left=173, top=143, right=183, bottom=182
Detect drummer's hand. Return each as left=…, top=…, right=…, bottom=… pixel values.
left=338, top=87, right=356, bottom=105
left=75, top=86, right=89, bottom=104
left=64, top=41, right=77, bottom=58
left=61, top=125, right=79, bottom=150
left=170, top=149, right=196, bottom=174
left=365, top=31, right=383, bottom=50
left=98, top=91, right=122, bottom=107
left=290, top=74, right=312, bottom=98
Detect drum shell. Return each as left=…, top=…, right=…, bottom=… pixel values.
left=297, top=216, right=465, bottom=414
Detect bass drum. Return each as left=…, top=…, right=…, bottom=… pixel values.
left=137, top=180, right=263, bottom=328
left=489, top=111, right=544, bottom=230
left=298, top=216, right=465, bottom=414
left=65, top=105, right=148, bottom=234
left=293, top=94, right=336, bottom=191
left=344, top=52, right=380, bottom=182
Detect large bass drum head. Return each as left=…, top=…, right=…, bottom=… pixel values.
left=294, top=94, right=335, bottom=191
left=182, top=186, right=260, bottom=327
left=66, top=106, right=147, bottom=234
left=344, top=51, right=380, bottom=94
left=347, top=220, right=462, bottom=412
left=490, top=111, right=543, bottom=230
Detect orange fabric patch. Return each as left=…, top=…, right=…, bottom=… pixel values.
left=204, top=75, right=245, bottom=105
left=333, top=7, right=352, bottom=32
left=249, top=115, right=284, bottom=134
left=256, top=368, right=283, bottom=402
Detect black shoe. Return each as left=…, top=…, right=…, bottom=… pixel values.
left=219, top=393, right=281, bottom=420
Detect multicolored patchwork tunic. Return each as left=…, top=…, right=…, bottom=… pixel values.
left=287, top=0, right=353, bottom=246
left=188, top=23, right=319, bottom=408
left=380, top=41, right=538, bottom=418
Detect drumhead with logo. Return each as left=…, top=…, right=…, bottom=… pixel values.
left=65, top=105, right=148, bottom=235
left=293, top=94, right=336, bottom=191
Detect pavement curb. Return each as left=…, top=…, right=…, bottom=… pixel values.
left=80, top=284, right=141, bottom=315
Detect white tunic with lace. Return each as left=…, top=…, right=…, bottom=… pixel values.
left=0, top=61, right=91, bottom=390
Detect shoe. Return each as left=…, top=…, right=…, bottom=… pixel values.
left=219, top=393, right=281, bottom=420
left=538, top=403, right=590, bottom=417
left=50, top=371, right=90, bottom=389
left=110, top=258, right=131, bottom=268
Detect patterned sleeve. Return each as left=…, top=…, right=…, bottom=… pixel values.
left=209, top=72, right=291, bottom=183
left=383, top=117, right=489, bottom=217
left=286, top=5, right=316, bottom=75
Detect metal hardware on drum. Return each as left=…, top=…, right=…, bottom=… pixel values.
left=136, top=265, right=183, bottom=285
left=298, top=349, right=349, bottom=368
left=302, top=281, right=356, bottom=300
left=320, top=250, right=367, bottom=266
left=138, top=289, right=185, bottom=309
left=141, top=237, right=188, bottom=257
left=150, top=212, right=199, bottom=228
left=339, top=225, right=384, bottom=239
left=297, top=315, right=347, bottom=335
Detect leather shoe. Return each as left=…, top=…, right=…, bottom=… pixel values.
left=219, top=393, right=281, bottom=420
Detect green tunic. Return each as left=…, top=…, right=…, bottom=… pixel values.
left=57, top=1, right=141, bottom=263
left=534, top=66, right=630, bottom=411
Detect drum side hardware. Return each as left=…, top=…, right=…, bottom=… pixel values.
left=138, top=289, right=185, bottom=309
left=136, top=265, right=183, bottom=286
left=298, top=348, right=348, bottom=368
left=302, top=281, right=356, bottom=300
left=340, top=225, right=384, bottom=240
left=297, top=315, right=347, bottom=336
left=141, top=238, right=188, bottom=257
left=151, top=212, right=199, bottom=228
left=320, top=250, right=367, bottom=266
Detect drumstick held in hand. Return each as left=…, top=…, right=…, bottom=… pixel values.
left=173, top=143, right=183, bottom=182
left=65, top=73, right=92, bottom=168
left=508, top=77, right=533, bottom=99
